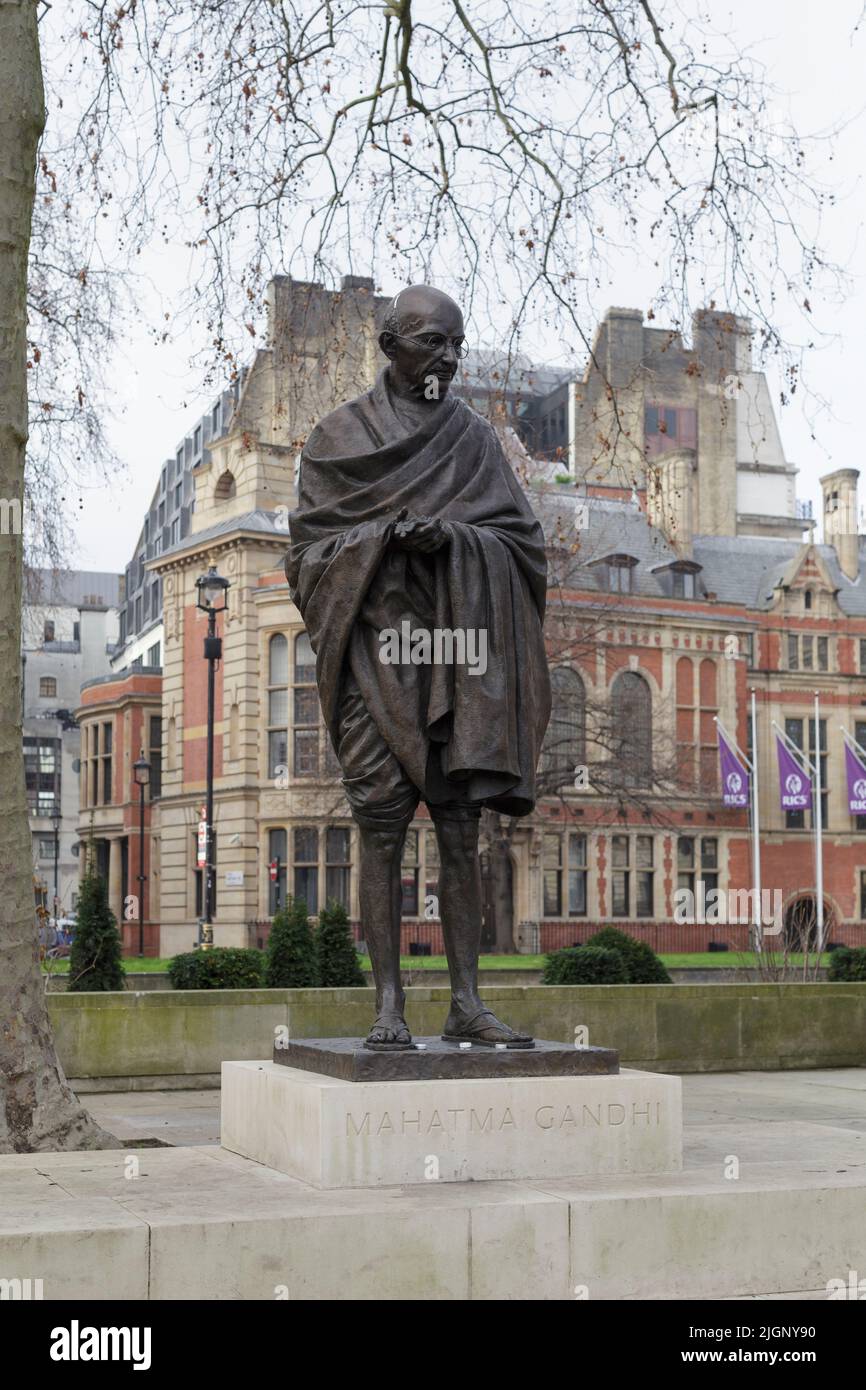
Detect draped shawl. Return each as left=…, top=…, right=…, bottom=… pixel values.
left=286, top=368, right=551, bottom=816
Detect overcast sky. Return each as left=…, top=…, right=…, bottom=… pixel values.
left=66, top=0, right=866, bottom=574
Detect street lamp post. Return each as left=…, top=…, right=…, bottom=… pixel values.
left=133, top=754, right=151, bottom=956
left=51, top=805, right=61, bottom=924
left=195, top=564, right=230, bottom=950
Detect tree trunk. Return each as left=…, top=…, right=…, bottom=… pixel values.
left=0, top=0, right=114, bottom=1152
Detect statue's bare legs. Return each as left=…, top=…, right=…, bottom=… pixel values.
left=434, top=815, right=532, bottom=1046
left=359, top=823, right=411, bottom=1045
left=358, top=812, right=532, bottom=1048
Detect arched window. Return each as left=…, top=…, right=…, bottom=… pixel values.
left=293, top=633, right=319, bottom=776
left=675, top=656, right=695, bottom=789
left=269, top=633, right=288, bottom=684
left=698, top=659, right=718, bottom=790
left=804, top=588, right=813, bottom=610
left=266, top=631, right=337, bottom=782
left=294, top=632, right=316, bottom=682
left=214, top=470, right=236, bottom=501
left=541, top=667, right=586, bottom=789
left=267, top=635, right=289, bottom=778
left=611, top=671, right=652, bottom=787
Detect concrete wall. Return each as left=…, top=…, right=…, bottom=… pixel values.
left=48, top=982, right=866, bottom=1088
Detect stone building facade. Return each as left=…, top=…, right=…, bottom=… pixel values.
left=111, top=383, right=243, bottom=674
left=83, top=283, right=866, bottom=955
left=23, top=568, right=121, bottom=918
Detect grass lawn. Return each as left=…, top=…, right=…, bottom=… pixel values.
left=380, top=951, right=832, bottom=971
left=384, top=954, right=545, bottom=971
left=659, top=951, right=830, bottom=969
left=42, top=956, right=175, bottom=974
left=42, top=950, right=831, bottom=976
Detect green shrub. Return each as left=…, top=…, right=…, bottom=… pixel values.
left=316, top=899, right=365, bottom=987
left=586, top=926, right=671, bottom=983
left=264, top=896, right=318, bottom=988
left=168, top=947, right=265, bottom=990
left=68, top=871, right=125, bottom=992
left=541, top=946, right=628, bottom=985
left=828, top=946, right=866, bottom=982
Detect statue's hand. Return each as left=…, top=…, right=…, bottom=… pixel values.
left=392, top=512, right=450, bottom=553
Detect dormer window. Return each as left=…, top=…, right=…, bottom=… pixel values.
left=672, top=569, right=694, bottom=598
left=804, top=589, right=813, bottom=610
left=593, top=553, right=638, bottom=594
left=653, top=560, right=702, bottom=599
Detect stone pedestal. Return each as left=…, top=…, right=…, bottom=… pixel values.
left=221, top=1053, right=682, bottom=1189
left=274, top=1035, right=619, bottom=1082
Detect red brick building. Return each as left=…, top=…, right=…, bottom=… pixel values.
left=75, top=669, right=162, bottom=955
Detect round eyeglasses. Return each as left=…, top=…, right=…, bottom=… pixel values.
left=391, top=332, right=469, bottom=359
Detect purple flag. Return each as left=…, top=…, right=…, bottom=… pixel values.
left=717, top=728, right=749, bottom=808
left=845, top=740, right=866, bottom=814
left=776, top=734, right=811, bottom=811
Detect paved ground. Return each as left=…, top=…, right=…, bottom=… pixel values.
left=681, top=1068, right=866, bottom=1173
left=3, top=1069, right=862, bottom=1299
left=86, top=1088, right=222, bottom=1148
left=83, top=1068, right=866, bottom=1176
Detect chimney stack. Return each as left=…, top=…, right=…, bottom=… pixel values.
left=820, top=468, right=860, bottom=580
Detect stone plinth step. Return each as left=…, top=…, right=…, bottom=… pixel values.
left=273, top=1036, right=619, bottom=1082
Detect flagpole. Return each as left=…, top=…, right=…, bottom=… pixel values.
left=772, top=720, right=815, bottom=771
left=751, top=688, right=762, bottom=952
left=841, top=725, right=866, bottom=762
left=814, top=691, right=824, bottom=953
left=772, top=718, right=818, bottom=948
left=714, top=716, right=750, bottom=767
left=714, top=710, right=761, bottom=951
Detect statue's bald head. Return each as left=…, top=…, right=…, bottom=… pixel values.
left=379, top=285, right=465, bottom=400
left=382, top=285, right=463, bottom=339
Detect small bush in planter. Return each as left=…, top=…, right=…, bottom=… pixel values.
left=168, top=947, right=265, bottom=990
left=67, top=870, right=125, bottom=992
left=828, top=946, right=866, bottom=982
left=586, top=926, right=671, bottom=983
left=316, top=899, right=365, bottom=987
left=541, top=946, right=628, bottom=985
left=265, top=895, right=318, bottom=988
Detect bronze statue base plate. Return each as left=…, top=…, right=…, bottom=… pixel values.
left=273, top=1037, right=619, bottom=1082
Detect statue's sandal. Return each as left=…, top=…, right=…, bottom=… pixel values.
left=442, top=1009, right=534, bottom=1049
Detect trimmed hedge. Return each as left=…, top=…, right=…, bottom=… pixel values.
left=828, top=946, right=866, bottom=982
left=168, top=900, right=366, bottom=991
left=168, top=947, right=265, bottom=990
left=541, top=946, right=628, bottom=985
left=586, top=927, right=672, bottom=983
left=542, top=927, right=671, bottom=986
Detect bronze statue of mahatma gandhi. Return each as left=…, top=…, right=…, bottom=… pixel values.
left=287, top=285, right=551, bottom=1049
